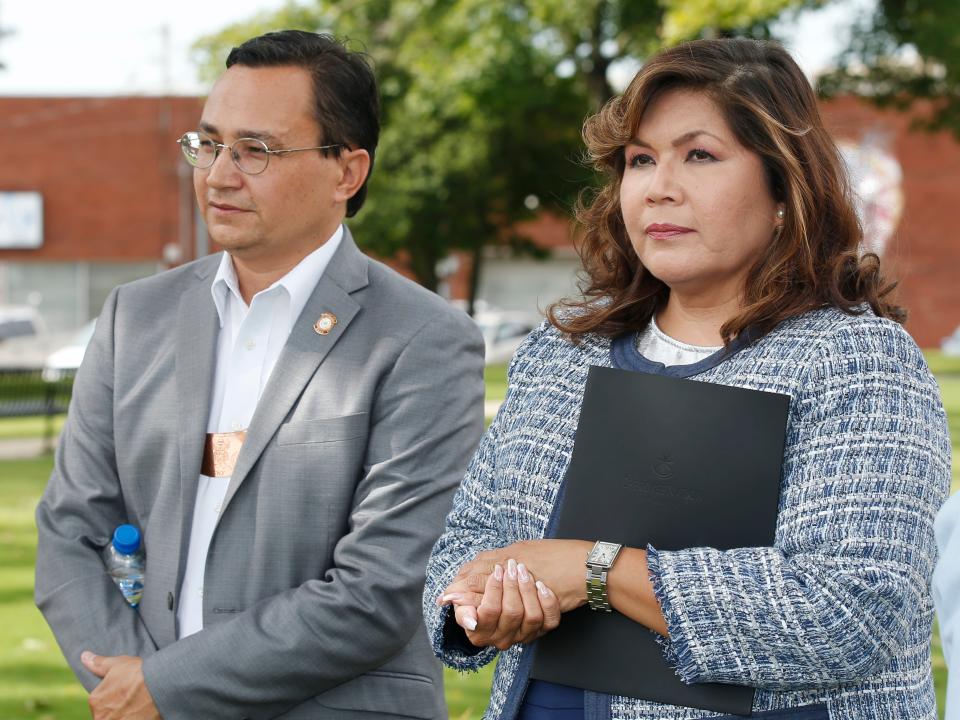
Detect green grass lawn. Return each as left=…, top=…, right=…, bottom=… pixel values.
left=926, top=351, right=960, bottom=377
left=939, top=374, right=960, bottom=494
left=0, top=360, right=953, bottom=719
left=484, top=363, right=509, bottom=404
left=0, top=457, right=87, bottom=720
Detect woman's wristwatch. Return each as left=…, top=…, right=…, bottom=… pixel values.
left=585, top=541, right=623, bottom=612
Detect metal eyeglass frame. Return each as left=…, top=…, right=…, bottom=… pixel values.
left=177, top=131, right=343, bottom=175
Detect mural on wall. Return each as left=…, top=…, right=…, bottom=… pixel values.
left=838, top=133, right=905, bottom=258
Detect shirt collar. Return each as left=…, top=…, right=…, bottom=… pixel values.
left=210, top=224, right=344, bottom=329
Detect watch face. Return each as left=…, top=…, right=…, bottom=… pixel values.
left=589, top=541, right=621, bottom=566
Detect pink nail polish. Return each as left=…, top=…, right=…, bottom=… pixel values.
left=517, top=563, right=530, bottom=582
left=464, top=616, right=478, bottom=631
left=507, top=559, right=518, bottom=580
left=494, top=564, right=504, bottom=581
left=536, top=580, right=550, bottom=597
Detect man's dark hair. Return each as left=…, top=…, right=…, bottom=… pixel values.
left=226, top=30, right=379, bottom=218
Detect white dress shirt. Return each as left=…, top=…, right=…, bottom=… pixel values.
left=177, top=225, right=343, bottom=638
left=934, top=491, right=960, bottom=720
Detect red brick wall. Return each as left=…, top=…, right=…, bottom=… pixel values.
left=0, top=96, right=203, bottom=263
left=820, top=97, right=960, bottom=347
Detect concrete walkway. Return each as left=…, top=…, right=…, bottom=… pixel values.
left=0, top=437, right=50, bottom=460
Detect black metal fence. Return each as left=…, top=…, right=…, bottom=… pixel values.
left=0, top=368, right=76, bottom=451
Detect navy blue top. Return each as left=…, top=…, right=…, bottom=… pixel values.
left=609, top=326, right=758, bottom=377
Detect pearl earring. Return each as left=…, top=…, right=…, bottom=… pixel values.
left=776, top=208, right=785, bottom=219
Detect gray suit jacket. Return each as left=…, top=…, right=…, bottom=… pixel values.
left=35, top=227, right=485, bottom=719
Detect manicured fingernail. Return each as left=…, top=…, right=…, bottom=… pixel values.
left=464, top=616, right=478, bottom=631
left=81, top=651, right=94, bottom=664
left=536, top=580, right=551, bottom=597
left=507, top=559, right=518, bottom=580
left=517, top=562, right=530, bottom=582
left=493, top=564, right=504, bottom=581
left=440, top=593, right=461, bottom=604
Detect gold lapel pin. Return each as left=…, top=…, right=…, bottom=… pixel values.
left=313, top=312, right=338, bottom=335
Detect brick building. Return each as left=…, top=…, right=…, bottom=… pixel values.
left=0, top=96, right=203, bottom=332
left=821, top=97, right=959, bottom=347
left=0, top=95, right=956, bottom=345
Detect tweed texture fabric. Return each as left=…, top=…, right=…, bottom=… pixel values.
left=424, top=306, right=951, bottom=720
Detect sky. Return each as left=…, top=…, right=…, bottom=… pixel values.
left=0, top=0, right=291, bottom=95
left=0, top=0, right=874, bottom=96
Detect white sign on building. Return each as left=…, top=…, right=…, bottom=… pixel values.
left=0, top=192, right=44, bottom=249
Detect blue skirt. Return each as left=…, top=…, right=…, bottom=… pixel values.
left=517, top=680, right=584, bottom=720
left=517, top=680, right=830, bottom=719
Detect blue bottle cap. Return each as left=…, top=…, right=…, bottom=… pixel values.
left=112, top=524, right=141, bottom=555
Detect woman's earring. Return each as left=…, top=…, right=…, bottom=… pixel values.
left=776, top=207, right=785, bottom=220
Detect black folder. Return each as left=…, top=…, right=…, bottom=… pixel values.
left=530, top=365, right=789, bottom=715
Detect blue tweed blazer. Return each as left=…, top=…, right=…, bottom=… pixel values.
left=424, top=307, right=952, bottom=719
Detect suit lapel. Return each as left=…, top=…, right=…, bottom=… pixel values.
left=174, top=262, right=220, bottom=582
left=220, top=227, right=369, bottom=514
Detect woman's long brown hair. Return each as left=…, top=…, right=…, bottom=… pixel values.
left=548, top=38, right=904, bottom=343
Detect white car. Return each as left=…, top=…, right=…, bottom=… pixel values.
left=0, top=305, right=53, bottom=368
left=43, top=320, right=96, bottom=381
left=0, top=305, right=44, bottom=340
left=474, top=310, right=542, bottom=365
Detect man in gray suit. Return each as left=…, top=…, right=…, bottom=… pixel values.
left=35, top=30, right=484, bottom=720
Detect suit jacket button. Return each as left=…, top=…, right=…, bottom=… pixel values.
left=167, top=592, right=174, bottom=611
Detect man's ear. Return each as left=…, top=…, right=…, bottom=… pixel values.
left=334, top=148, right=371, bottom=205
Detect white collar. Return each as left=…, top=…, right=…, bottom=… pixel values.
left=210, top=224, right=344, bottom=328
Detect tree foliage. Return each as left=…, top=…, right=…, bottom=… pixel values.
left=194, top=1, right=592, bottom=296
left=661, top=0, right=819, bottom=44
left=819, top=0, right=960, bottom=138
left=191, top=0, right=811, bottom=296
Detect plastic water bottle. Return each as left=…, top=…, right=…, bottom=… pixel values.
left=104, top=524, right=145, bottom=608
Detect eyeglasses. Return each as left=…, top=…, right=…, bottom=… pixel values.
left=177, top=130, right=343, bottom=175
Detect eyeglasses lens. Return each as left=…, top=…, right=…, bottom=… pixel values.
left=232, top=139, right=269, bottom=174
left=179, top=132, right=269, bottom=174
left=179, top=132, right=209, bottom=168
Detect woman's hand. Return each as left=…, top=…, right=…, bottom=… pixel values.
left=440, top=540, right=669, bottom=638
left=439, top=558, right=561, bottom=649
left=448, top=539, right=593, bottom=613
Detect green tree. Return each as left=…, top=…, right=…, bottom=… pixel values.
left=661, top=0, right=821, bottom=43
left=819, top=0, right=960, bottom=138
left=194, top=1, right=592, bottom=303
left=191, top=0, right=813, bottom=302
left=348, top=1, right=592, bottom=298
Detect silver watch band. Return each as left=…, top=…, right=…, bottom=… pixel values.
left=586, top=565, right=612, bottom=612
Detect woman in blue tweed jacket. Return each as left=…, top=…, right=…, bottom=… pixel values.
left=425, top=38, right=951, bottom=720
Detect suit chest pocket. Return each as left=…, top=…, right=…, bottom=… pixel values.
left=276, top=412, right=368, bottom=446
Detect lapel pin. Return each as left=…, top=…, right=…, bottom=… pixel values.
left=314, top=312, right=338, bottom=335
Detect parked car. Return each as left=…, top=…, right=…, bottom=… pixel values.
left=42, top=320, right=96, bottom=381
left=474, top=309, right=542, bottom=365
left=943, top=325, right=960, bottom=357
left=0, top=305, right=43, bottom=341
left=0, top=305, right=54, bottom=368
